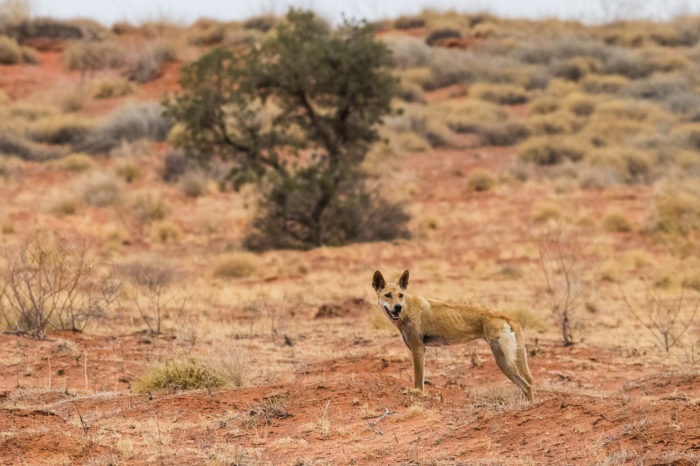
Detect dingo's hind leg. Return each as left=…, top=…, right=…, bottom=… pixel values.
left=488, top=321, right=534, bottom=402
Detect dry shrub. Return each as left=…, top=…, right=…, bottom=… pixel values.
left=89, top=77, right=134, bottom=99
left=134, top=359, right=227, bottom=393
left=425, top=27, right=461, bottom=46
left=27, top=115, right=92, bottom=145
left=81, top=173, right=122, bottom=207
left=602, top=211, right=633, bottom=232
left=563, top=92, right=598, bottom=117
left=0, top=132, right=59, bottom=161
left=50, top=153, right=95, bottom=172
left=587, top=148, right=655, bottom=184
left=48, top=191, right=81, bottom=217
left=550, top=56, right=600, bottom=81
left=124, top=42, right=177, bottom=84
left=651, top=186, right=700, bottom=237
left=152, top=221, right=181, bottom=244
left=526, top=112, right=579, bottom=136
left=476, top=120, right=530, bottom=146
left=64, top=40, right=126, bottom=73
left=243, top=14, right=277, bottom=32
left=120, top=191, right=171, bottom=236
left=581, top=74, right=629, bottom=94
left=213, top=253, right=258, bottom=279
left=117, top=256, right=179, bottom=334
left=187, top=20, right=227, bottom=46
left=0, top=234, right=118, bottom=338
left=400, top=66, right=432, bottom=88
left=78, top=101, right=171, bottom=154
left=532, top=202, right=562, bottom=223
left=470, top=82, right=528, bottom=105
left=467, top=168, right=496, bottom=192
left=583, top=118, right=655, bottom=148
left=518, top=136, right=588, bottom=165
left=383, top=34, right=431, bottom=69
left=528, top=97, right=560, bottom=115
left=0, top=35, right=21, bottom=64
left=671, top=123, right=700, bottom=151
left=115, top=162, right=140, bottom=183
left=178, top=170, right=208, bottom=197
left=394, top=15, right=425, bottom=29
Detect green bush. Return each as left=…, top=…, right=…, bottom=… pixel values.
left=166, top=10, right=407, bottom=250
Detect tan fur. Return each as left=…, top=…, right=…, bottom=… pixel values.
left=372, top=270, right=534, bottom=401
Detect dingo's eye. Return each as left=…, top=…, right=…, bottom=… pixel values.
left=398, top=293, right=404, bottom=298
left=384, top=293, right=392, bottom=298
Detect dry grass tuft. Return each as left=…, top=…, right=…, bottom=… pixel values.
left=134, top=359, right=228, bottom=393
left=213, top=253, right=258, bottom=279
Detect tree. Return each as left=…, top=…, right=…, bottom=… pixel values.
left=164, top=9, right=409, bottom=249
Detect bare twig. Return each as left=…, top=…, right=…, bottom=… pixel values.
left=367, top=407, right=391, bottom=435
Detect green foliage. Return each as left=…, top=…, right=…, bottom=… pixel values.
left=165, top=10, right=407, bottom=250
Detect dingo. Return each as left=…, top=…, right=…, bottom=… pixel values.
left=372, top=270, right=534, bottom=401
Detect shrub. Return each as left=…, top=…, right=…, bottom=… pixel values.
left=602, top=211, right=633, bottom=232
left=134, top=359, right=227, bottom=393
left=89, top=77, right=134, bottom=99
left=117, top=257, right=179, bottom=334
left=0, top=234, right=118, bottom=338
left=425, top=27, right=461, bottom=46
left=64, top=40, right=126, bottom=74
left=526, top=112, right=579, bottom=136
left=467, top=168, right=496, bottom=192
left=0, top=35, right=21, bottom=64
left=152, top=221, right=181, bottom=244
left=470, top=82, right=528, bottom=105
left=394, top=16, right=426, bottom=29
left=79, top=101, right=172, bottom=154
left=0, top=132, right=60, bottom=161
left=652, top=187, right=700, bottom=236
left=213, top=253, right=258, bottom=279
left=550, top=56, right=600, bottom=81
left=587, top=148, right=654, bottom=184
left=475, top=120, right=530, bottom=146
left=581, top=74, right=629, bottom=94
left=671, top=123, right=700, bottom=151
left=383, top=34, right=431, bottom=69
left=124, top=42, right=177, bottom=84
left=27, top=115, right=92, bottom=145
left=115, top=162, right=140, bottom=183
left=518, top=136, right=588, bottom=165
left=243, top=14, right=277, bottom=32
left=563, top=92, right=597, bottom=116
left=50, top=153, right=95, bottom=172
left=19, top=45, right=37, bottom=63
left=81, top=173, right=122, bottom=207
left=178, top=170, right=208, bottom=197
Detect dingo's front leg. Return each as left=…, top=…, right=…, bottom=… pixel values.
left=411, top=345, right=426, bottom=391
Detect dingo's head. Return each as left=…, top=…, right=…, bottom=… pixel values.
left=372, top=270, right=409, bottom=321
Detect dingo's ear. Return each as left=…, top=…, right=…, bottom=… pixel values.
left=398, top=269, right=409, bottom=289
left=372, top=271, right=386, bottom=291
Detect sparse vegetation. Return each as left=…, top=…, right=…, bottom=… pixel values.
left=134, top=359, right=227, bottom=393
left=1, top=7, right=700, bottom=465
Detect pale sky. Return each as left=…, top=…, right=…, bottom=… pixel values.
left=30, top=0, right=700, bottom=26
